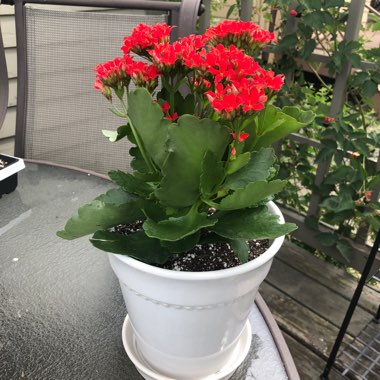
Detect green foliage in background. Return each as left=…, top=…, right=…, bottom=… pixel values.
left=217, top=0, right=380, bottom=260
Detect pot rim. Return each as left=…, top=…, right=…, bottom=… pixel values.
left=112, top=201, right=285, bottom=280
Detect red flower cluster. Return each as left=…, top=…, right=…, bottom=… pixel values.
left=94, top=55, right=160, bottom=94
left=122, top=23, right=172, bottom=55
left=94, top=56, right=131, bottom=88
left=205, top=20, right=275, bottom=55
left=128, top=61, right=160, bottom=91
left=94, top=22, right=284, bottom=121
left=201, top=45, right=283, bottom=118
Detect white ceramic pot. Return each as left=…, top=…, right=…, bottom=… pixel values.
left=108, top=201, right=285, bottom=379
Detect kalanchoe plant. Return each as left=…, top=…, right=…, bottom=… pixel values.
left=57, top=20, right=314, bottom=266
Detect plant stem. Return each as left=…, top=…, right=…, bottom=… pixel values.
left=118, top=97, right=156, bottom=173
left=306, top=62, right=329, bottom=88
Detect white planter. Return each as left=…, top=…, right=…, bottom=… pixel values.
left=108, top=201, right=285, bottom=379
left=0, top=154, right=25, bottom=197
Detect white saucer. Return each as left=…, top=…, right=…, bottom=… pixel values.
left=122, top=315, right=252, bottom=380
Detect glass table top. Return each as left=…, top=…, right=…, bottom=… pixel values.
left=0, top=163, right=289, bottom=380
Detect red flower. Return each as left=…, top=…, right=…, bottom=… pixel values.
left=127, top=61, right=160, bottom=92
left=323, top=117, right=335, bottom=123
left=205, top=20, right=275, bottom=54
left=94, top=56, right=132, bottom=88
left=148, top=43, right=181, bottom=72
left=289, top=10, right=298, bottom=17
left=94, top=80, right=112, bottom=100
left=165, top=112, right=178, bottom=121
left=239, top=132, right=250, bottom=142
left=230, top=147, right=237, bottom=156
left=122, top=23, right=172, bottom=55
left=161, top=101, right=171, bottom=113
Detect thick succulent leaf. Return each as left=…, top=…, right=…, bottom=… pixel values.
left=282, top=106, right=315, bottom=124
left=128, top=88, right=171, bottom=168
left=57, top=188, right=144, bottom=240
left=198, top=232, right=229, bottom=245
left=229, top=239, right=250, bottom=264
left=211, top=206, right=298, bottom=240
left=155, top=115, right=230, bottom=207
left=200, top=151, right=225, bottom=197
left=160, top=231, right=201, bottom=253
left=218, top=180, right=287, bottom=210
left=130, top=146, right=149, bottom=173
left=225, top=148, right=276, bottom=190
left=226, top=152, right=251, bottom=175
left=143, top=206, right=218, bottom=241
left=251, top=105, right=315, bottom=150
left=108, top=170, right=154, bottom=197
left=90, top=230, right=172, bottom=264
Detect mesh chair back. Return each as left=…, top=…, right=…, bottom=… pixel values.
left=0, top=23, right=8, bottom=130
left=14, top=0, right=200, bottom=174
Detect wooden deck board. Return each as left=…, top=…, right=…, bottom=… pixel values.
left=266, top=257, right=373, bottom=336
left=261, top=240, right=379, bottom=379
left=277, top=241, right=379, bottom=314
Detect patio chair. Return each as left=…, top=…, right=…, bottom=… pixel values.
left=3, top=0, right=202, bottom=174
left=0, top=22, right=8, bottom=130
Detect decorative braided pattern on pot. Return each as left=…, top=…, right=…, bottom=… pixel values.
left=121, top=281, right=257, bottom=310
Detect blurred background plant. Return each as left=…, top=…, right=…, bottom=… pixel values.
left=208, top=0, right=380, bottom=264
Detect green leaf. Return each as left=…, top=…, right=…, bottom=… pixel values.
left=160, top=232, right=200, bottom=253
left=352, top=140, right=370, bottom=157
left=336, top=239, right=353, bottom=262
left=229, top=239, right=249, bottom=264
left=102, top=124, right=130, bottom=143
left=175, top=92, right=196, bottom=116
left=57, top=188, right=144, bottom=240
left=282, top=106, right=315, bottom=124
left=226, top=4, right=236, bottom=19
left=90, top=230, right=171, bottom=264
left=108, top=170, right=154, bottom=197
left=251, top=105, right=314, bottom=150
left=218, top=180, right=287, bottom=210
left=320, top=192, right=355, bottom=213
left=303, top=11, right=324, bottom=29
left=226, top=152, right=251, bottom=175
left=301, top=39, right=316, bottom=59
left=362, top=80, right=378, bottom=98
left=200, top=151, right=225, bottom=196
left=367, top=217, right=380, bottom=231
left=211, top=206, right=297, bottom=240
left=143, top=207, right=218, bottom=241
left=325, top=0, right=344, bottom=7
left=351, top=71, right=369, bottom=86
left=279, top=34, right=298, bottom=50
left=348, top=53, right=361, bottom=68
left=225, top=148, right=276, bottom=190
left=155, top=115, right=230, bottom=207
left=324, top=166, right=355, bottom=185
left=316, top=232, right=338, bottom=246
left=128, top=88, right=170, bottom=168
left=304, top=0, right=321, bottom=9
left=129, top=146, right=149, bottom=174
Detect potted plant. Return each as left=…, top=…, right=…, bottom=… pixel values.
left=58, top=21, right=314, bottom=379
left=0, top=154, right=25, bottom=198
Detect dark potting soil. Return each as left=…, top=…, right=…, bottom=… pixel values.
left=114, top=222, right=269, bottom=272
